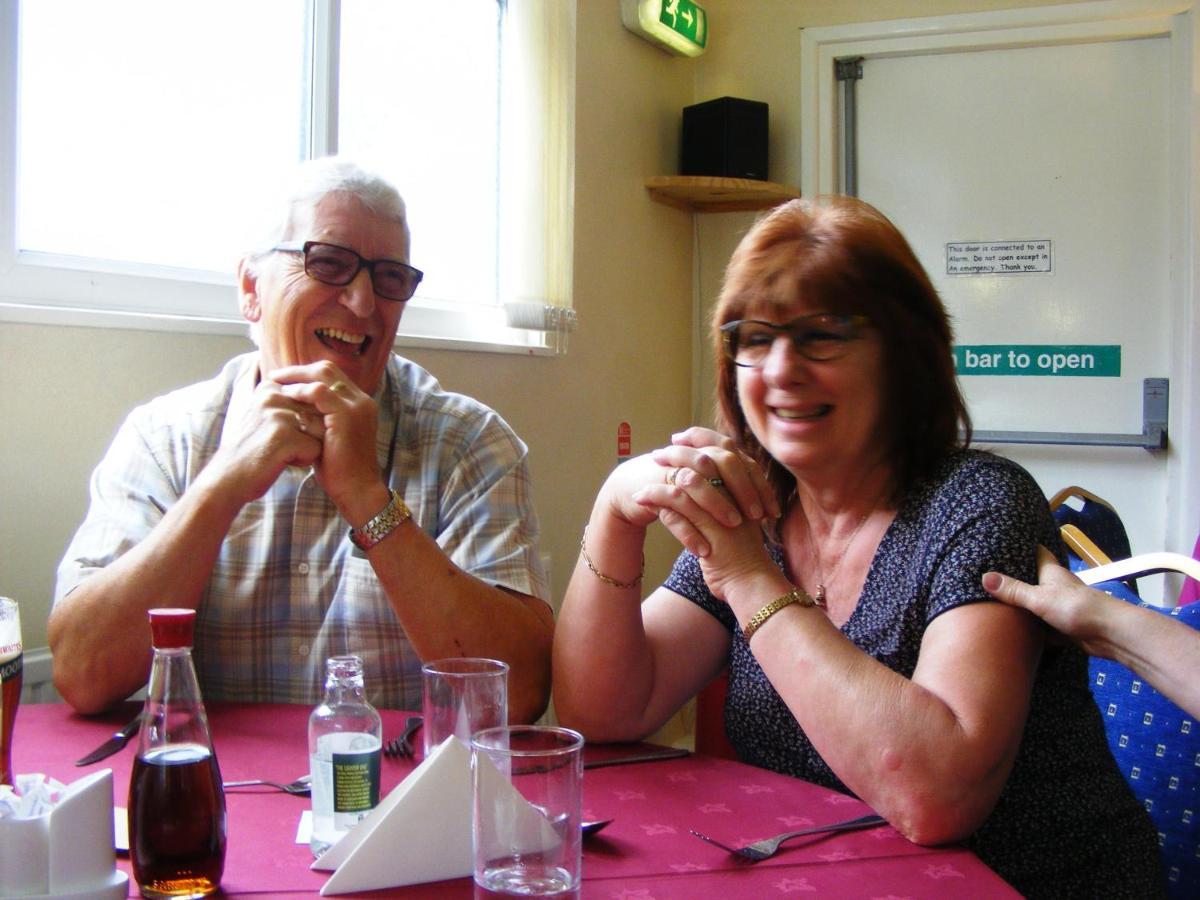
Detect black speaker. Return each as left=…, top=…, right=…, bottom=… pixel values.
left=681, top=97, right=769, bottom=181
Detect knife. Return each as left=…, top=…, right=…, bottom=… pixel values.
left=74, top=714, right=143, bottom=766
left=582, top=745, right=690, bottom=770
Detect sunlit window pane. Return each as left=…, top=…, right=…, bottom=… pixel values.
left=17, top=0, right=306, bottom=274
left=338, top=0, right=500, bottom=306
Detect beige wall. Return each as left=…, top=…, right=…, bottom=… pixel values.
left=0, top=1, right=1088, bottom=684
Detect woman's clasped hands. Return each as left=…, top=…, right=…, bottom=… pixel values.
left=621, top=427, right=781, bottom=601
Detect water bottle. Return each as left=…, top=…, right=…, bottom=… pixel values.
left=309, top=655, right=382, bottom=856
left=128, top=608, right=226, bottom=899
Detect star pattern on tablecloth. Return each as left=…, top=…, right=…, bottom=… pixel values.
left=824, top=793, right=862, bottom=806
left=609, top=889, right=656, bottom=900
left=772, top=876, right=818, bottom=892
left=667, top=771, right=698, bottom=782
left=740, top=783, right=777, bottom=794
left=924, top=862, right=966, bottom=880
left=669, top=862, right=710, bottom=873
left=639, top=823, right=677, bottom=836
left=615, top=789, right=647, bottom=801
left=697, top=802, right=732, bottom=814
left=777, top=815, right=816, bottom=827
left=818, top=849, right=860, bottom=862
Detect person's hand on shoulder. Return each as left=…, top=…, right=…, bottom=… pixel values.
left=982, top=546, right=1111, bottom=656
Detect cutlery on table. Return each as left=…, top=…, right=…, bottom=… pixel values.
left=383, top=715, right=423, bottom=758
left=690, top=812, right=886, bottom=861
left=582, top=745, right=689, bottom=769
left=223, top=774, right=312, bottom=796
left=74, top=714, right=142, bottom=766
left=581, top=818, right=613, bottom=837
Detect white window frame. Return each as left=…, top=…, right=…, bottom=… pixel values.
left=0, top=0, right=565, bottom=355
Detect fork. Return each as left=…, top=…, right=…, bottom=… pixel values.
left=223, top=774, right=312, bottom=796
left=383, top=715, right=423, bottom=758
left=691, top=812, right=886, bottom=861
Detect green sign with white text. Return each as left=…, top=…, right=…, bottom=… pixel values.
left=954, top=345, right=1121, bottom=376
left=659, top=0, right=707, bottom=48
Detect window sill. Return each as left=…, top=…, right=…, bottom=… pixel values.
left=0, top=300, right=555, bottom=357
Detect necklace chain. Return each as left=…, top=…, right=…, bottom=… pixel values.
left=803, top=508, right=874, bottom=607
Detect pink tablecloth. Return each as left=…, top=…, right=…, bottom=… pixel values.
left=14, top=702, right=1018, bottom=898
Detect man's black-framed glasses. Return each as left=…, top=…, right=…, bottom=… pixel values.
left=720, top=313, right=870, bottom=367
left=273, top=241, right=424, bottom=302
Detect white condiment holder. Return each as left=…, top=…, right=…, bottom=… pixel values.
left=0, top=769, right=128, bottom=899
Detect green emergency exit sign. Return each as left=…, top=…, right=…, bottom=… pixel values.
left=954, top=345, right=1121, bottom=376
left=658, top=0, right=707, bottom=48
left=621, top=0, right=708, bottom=56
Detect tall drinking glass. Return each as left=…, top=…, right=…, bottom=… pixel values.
left=0, top=597, right=23, bottom=786
left=471, top=725, right=585, bottom=897
left=421, top=658, right=508, bottom=757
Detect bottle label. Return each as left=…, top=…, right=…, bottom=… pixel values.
left=332, top=743, right=381, bottom=813
left=311, top=732, right=381, bottom=837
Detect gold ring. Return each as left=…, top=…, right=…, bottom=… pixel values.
left=295, top=412, right=307, bottom=434
left=708, top=477, right=724, bottom=489
left=329, top=381, right=349, bottom=394
left=666, top=467, right=680, bottom=486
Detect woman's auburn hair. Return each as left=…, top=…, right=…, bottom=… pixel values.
left=712, top=195, right=972, bottom=509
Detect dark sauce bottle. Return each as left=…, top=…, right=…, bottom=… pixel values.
left=129, top=608, right=226, bottom=898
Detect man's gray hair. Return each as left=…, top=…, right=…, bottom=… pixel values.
left=253, top=156, right=410, bottom=253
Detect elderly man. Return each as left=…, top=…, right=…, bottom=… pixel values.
left=50, top=158, right=553, bottom=720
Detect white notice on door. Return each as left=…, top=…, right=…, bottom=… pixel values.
left=945, top=240, right=1052, bottom=275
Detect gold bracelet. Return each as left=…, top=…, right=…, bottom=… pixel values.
left=579, top=532, right=644, bottom=589
left=742, top=588, right=817, bottom=642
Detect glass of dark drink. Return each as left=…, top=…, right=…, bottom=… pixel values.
left=0, top=597, right=21, bottom=787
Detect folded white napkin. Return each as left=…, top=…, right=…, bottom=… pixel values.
left=313, top=736, right=561, bottom=895
left=314, top=737, right=473, bottom=894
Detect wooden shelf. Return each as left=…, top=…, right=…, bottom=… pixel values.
left=644, top=175, right=800, bottom=213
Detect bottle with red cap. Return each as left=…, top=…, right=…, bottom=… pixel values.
left=128, top=608, right=226, bottom=899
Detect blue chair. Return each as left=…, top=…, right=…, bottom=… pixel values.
left=1053, top=486, right=1139, bottom=597
left=1079, top=556, right=1200, bottom=897
left=1050, top=485, right=1134, bottom=561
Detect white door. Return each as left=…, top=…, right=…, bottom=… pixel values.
left=802, top=2, right=1200, bottom=601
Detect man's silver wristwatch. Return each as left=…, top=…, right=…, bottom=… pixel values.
left=348, top=489, right=411, bottom=551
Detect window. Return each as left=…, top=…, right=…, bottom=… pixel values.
left=0, top=0, right=573, bottom=353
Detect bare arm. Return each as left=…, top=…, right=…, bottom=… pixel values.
left=355, top=485, right=553, bottom=724
left=552, top=506, right=731, bottom=740
left=553, top=441, right=777, bottom=739
left=736, top=575, right=1040, bottom=845
left=985, top=547, right=1200, bottom=719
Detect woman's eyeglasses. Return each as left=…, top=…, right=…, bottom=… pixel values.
left=273, top=241, right=423, bottom=302
left=720, top=314, right=869, bottom=367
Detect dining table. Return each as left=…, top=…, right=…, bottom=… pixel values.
left=14, top=701, right=1019, bottom=898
